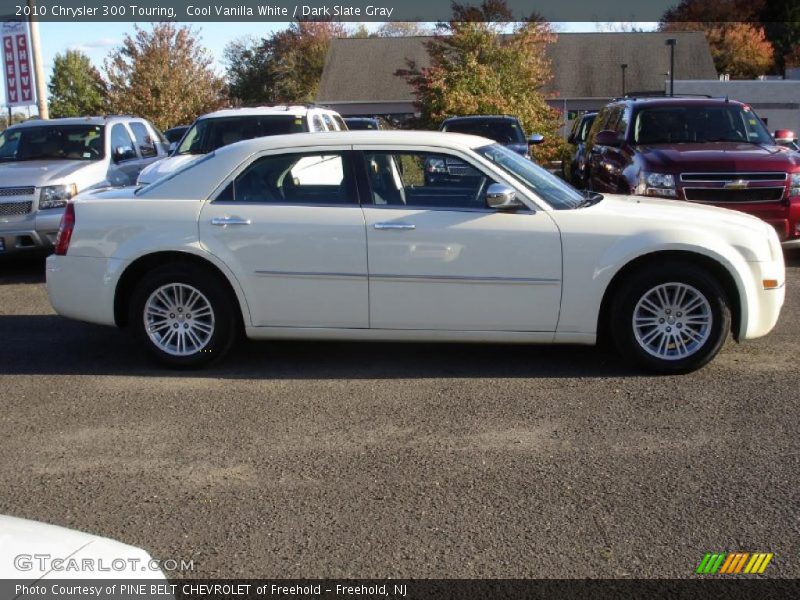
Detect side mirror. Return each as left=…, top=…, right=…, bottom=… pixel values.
left=486, top=183, right=524, bottom=210
left=113, top=145, right=134, bottom=162
left=774, top=129, right=796, bottom=142
left=528, top=133, right=545, bottom=146
left=595, top=130, right=621, bottom=147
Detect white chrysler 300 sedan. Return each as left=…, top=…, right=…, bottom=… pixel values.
left=46, top=131, right=785, bottom=373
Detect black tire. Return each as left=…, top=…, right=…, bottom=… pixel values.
left=610, top=262, right=731, bottom=374
left=129, top=263, right=238, bottom=368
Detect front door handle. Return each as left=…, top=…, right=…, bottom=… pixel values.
left=373, top=222, right=415, bottom=231
left=211, top=217, right=251, bottom=226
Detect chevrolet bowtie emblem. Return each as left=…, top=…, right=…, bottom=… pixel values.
left=724, top=179, right=749, bottom=189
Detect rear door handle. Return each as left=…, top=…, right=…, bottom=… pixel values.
left=211, top=217, right=251, bottom=226
left=373, top=222, right=415, bottom=231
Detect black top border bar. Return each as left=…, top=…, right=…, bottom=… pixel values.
left=0, top=0, right=743, bottom=23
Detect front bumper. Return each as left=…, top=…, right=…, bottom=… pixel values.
left=0, top=209, right=63, bottom=256
left=740, top=257, right=785, bottom=341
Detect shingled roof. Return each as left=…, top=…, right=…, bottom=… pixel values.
left=317, top=32, right=717, bottom=104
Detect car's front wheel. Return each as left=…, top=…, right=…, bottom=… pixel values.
left=130, top=264, right=237, bottom=368
left=611, top=263, right=731, bottom=374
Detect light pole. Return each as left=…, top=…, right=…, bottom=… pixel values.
left=621, top=63, right=628, bottom=96
left=665, top=38, right=677, bottom=97
left=27, top=0, right=48, bottom=118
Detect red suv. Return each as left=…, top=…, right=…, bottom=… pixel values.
left=586, top=97, right=800, bottom=248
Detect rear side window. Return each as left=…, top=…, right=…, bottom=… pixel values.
left=129, top=122, right=157, bottom=158
left=215, top=151, right=356, bottom=205
left=321, top=114, right=336, bottom=131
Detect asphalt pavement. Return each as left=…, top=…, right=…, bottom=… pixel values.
left=0, top=254, right=798, bottom=578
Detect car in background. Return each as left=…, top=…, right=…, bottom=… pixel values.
left=585, top=96, right=800, bottom=247
left=440, top=115, right=543, bottom=159
left=0, top=116, right=168, bottom=257
left=774, top=129, right=799, bottom=152
left=137, top=104, right=348, bottom=185
left=562, top=111, right=597, bottom=187
left=163, top=124, right=189, bottom=147
left=47, top=131, right=784, bottom=374
left=344, top=117, right=391, bottom=130
left=0, top=514, right=170, bottom=582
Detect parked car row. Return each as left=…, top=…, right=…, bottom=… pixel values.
left=563, top=95, right=800, bottom=248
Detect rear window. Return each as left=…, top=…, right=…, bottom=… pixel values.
left=442, top=120, right=525, bottom=144
left=176, top=115, right=307, bottom=155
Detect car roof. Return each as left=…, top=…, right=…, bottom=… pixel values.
left=7, top=115, right=144, bottom=129
left=442, top=115, right=519, bottom=123
left=196, top=105, right=338, bottom=121
left=615, top=97, right=747, bottom=109
left=213, top=130, right=494, bottom=158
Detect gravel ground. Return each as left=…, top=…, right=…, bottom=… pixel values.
left=0, top=254, right=798, bottom=579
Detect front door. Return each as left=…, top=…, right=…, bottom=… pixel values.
left=199, top=148, right=368, bottom=328
left=357, top=149, right=562, bottom=332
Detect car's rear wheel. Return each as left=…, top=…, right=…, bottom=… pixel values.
left=130, top=264, right=237, bottom=368
left=611, top=263, right=731, bottom=374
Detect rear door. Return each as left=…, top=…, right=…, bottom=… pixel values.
left=198, top=147, right=369, bottom=328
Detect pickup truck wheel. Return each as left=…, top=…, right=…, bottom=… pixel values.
left=130, top=265, right=237, bottom=368
left=611, top=263, right=731, bottom=374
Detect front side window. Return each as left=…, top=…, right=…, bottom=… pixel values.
left=216, top=152, right=355, bottom=205
left=0, top=124, right=105, bottom=162
left=476, top=144, right=584, bottom=210
left=364, top=151, right=495, bottom=210
left=177, top=116, right=307, bottom=155
left=633, top=105, right=774, bottom=145
left=110, top=124, right=137, bottom=161
left=129, top=122, right=157, bottom=158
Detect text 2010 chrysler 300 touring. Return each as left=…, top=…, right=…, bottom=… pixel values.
left=46, top=131, right=785, bottom=373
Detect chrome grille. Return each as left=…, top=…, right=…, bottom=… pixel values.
left=0, top=201, right=33, bottom=216
left=0, top=186, right=35, bottom=197
left=684, top=187, right=785, bottom=203
left=680, top=172, right=787, bottom=182
left=680, top=172, right=787, bottom=204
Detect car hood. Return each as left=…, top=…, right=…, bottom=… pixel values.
left=636, top=142, right=800, bottom=173
left=591, top=193, right=771, bottom=236
left=137, top=155, right=201, bottom=185
left=0, top=160, right=100, bottom=187
left=0, top=515, right=165, bottom=580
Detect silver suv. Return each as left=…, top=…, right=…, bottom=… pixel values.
left=0, top=115, right=168, bottom=256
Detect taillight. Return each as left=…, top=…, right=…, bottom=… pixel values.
left=54, top=202, right=75, bottom=256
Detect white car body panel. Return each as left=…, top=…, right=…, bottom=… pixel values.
left=46, top=131, right=785, bottom=351
left=0, top=515, right=167, bottom=580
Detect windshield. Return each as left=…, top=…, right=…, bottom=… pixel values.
left=443, top=120, right=525, bottom=144
left=633, top=105, right=773, bottom=145
left=476, top=143, right=585, bottom=210
left=177, top=116, right=306, bottom=155
left=0, top=124, right=105, bottom=162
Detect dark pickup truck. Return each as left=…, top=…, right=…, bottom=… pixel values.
left=586, top=96, right=800, bottom=248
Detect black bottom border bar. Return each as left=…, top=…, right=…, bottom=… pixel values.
left=3, top=579, right=800, bottom=600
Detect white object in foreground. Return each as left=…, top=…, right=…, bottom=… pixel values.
left=0, top=515, right=168, bottom=580
left=47, top=131, right=785, bottom=373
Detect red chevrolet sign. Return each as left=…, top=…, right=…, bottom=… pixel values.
left=2, top=21, right=36, bottom=107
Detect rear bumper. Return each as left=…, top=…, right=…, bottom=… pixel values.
left=46, top=254, right=121, bottom=327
